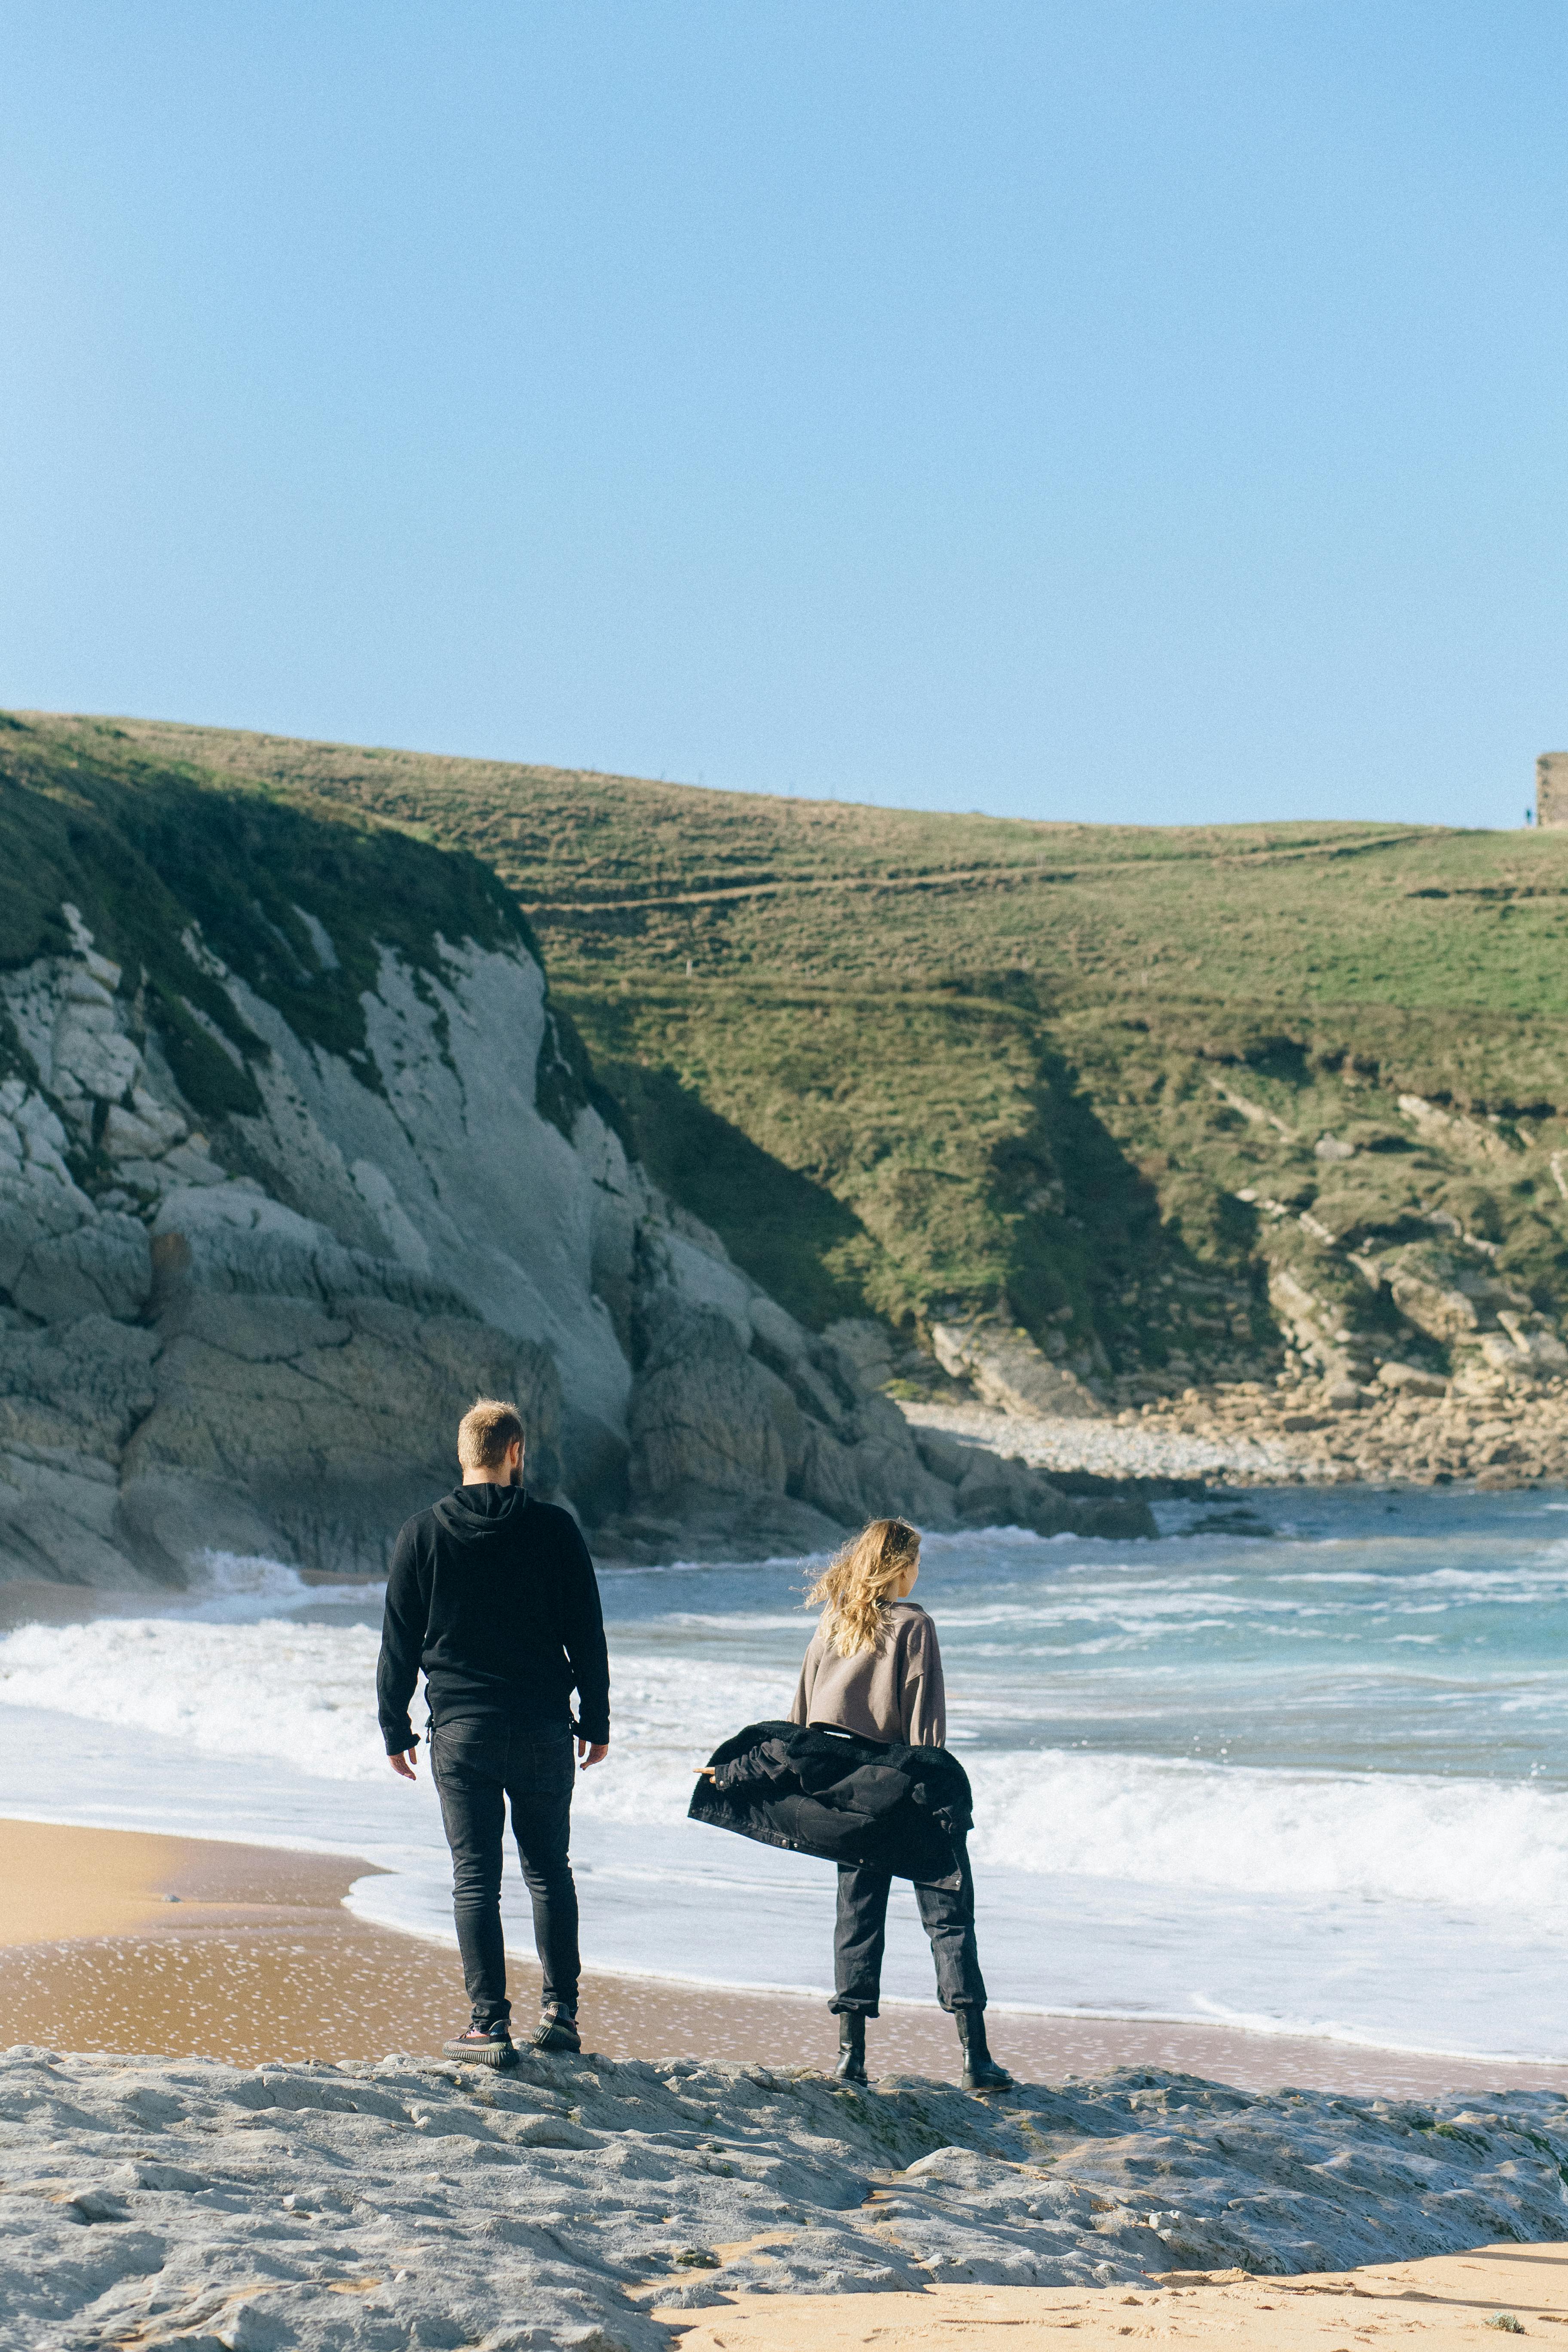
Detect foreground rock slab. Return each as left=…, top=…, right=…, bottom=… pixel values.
left=4, top=2050, right=1568, bottom=2349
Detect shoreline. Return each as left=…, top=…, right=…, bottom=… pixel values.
left=3, top=1816, right=1567, bottom=2098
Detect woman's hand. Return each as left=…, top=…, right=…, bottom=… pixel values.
left=695, top=1764, right=716, bottom=1780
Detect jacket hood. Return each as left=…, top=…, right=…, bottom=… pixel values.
left=431, top=1483, right=530, bottom=1543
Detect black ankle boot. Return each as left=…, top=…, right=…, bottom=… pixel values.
left=833, top=2012, right=868, bottom=2086
left=955, top=2006, right=1013, bottom=2092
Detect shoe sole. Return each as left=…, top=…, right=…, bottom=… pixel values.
left=530, top=2027, right=581, bottom=2054
left=443, top=2038, right=518, bottom=2068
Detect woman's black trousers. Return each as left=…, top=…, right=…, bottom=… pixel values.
left=830, top=1837, right=988, bottom=2015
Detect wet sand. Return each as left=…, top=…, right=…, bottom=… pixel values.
left=0, top=1816, right=210, bottom=1945
left=3, top=1816, right=1568, bottom=2100
left=656, top=2243, right=1568, bottom=2349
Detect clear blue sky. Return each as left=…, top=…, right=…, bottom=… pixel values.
left=2, top=3, right=1562, bottom=827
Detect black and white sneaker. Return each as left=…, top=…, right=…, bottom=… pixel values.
left=442, top=2020, right=518, bottom=2068
left=530, top=2007, right=581, bottom=2054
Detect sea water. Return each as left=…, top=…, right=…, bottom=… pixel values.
left=3, top=1485, right=1567, bottom=2058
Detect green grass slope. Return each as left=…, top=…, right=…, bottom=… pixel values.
left=0, top=715, right=598, bottom=1180
left=40, top=712, right=1568, bottom=1397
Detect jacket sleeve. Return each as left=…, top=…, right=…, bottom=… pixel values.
left=788, top=1630, right=821, bottom=1725
left=557, top=1517, right=611, bottom=1745
left=902, top=1614, right=947, bottom=1748
left=377, top=1522, right=429, bottom=1754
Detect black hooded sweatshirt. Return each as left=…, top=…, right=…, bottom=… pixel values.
left=376, top=1484, right=610, bottom=1755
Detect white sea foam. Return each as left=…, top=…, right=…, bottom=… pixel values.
left=965, top=1749, right=1568, bottom=1916
left=0, top=1613, right=386, bottom=1780
left=0, top=1554, right=387, bottom=1781
left=185, top=1550, right=385, bottom=1617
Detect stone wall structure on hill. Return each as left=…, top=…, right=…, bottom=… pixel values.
left=1538, top=752, right=1568, bottom=828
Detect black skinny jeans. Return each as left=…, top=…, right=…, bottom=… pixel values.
left=831, top=1837, right=987, bottom=2017
left=429, top=1718, right=579, bottom=2025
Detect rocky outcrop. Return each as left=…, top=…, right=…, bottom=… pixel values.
left=1096, top=1170, right=1568, bottom=1485
left=1234, top=1153, right=1568, bottom=1427
left=0, top=914, right=603, bottom=1585
left=932, top=1313, right=1106, bottom=1420
left=1125, top=1362, right=1568, bottom=1488
left=620, top=1299, right=948, bottom=1560
left=611, top=1288, right=1150, bottom=1561
left=0, top=882, right=1140, bottom=1588
left=124, top=1291, right=563, bottom=1577
left=10, top=2046, right=1568, bottom=2345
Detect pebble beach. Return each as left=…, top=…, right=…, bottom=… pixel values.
left=900, top=1365, right=1568, bottom=1492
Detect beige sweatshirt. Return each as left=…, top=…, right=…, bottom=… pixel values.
left=788, top=1600, right=947, bottom=1748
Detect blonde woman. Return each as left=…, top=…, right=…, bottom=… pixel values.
left=790, top=1517, right=1013, bottom=2092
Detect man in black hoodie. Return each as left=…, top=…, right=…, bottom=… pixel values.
left=377, top=1395, right=610, bottom=2066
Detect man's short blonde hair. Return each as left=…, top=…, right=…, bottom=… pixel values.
left=457, top=1396, right=525, bottom=1471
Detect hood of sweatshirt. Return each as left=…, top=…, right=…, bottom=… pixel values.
left=431, top=1482, right=530, bottom=1543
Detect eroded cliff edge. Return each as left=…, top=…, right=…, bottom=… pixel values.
left=0, top=737, right=1144, bottom=1589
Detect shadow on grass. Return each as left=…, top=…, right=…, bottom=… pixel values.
left=992, top=1027, right=1274, bottom=1376
left=596, top=1058, right=875, bottom=1332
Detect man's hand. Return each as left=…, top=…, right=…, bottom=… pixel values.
left=389, top=1749, right=418, bottom=1780
left=577, top=1738, right=609, bottom=1770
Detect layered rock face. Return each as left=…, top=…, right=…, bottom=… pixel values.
left=0, top=899, right=1127, bottom=1590
left=930, top=1313, right=1106, bottom=1421
left=0, top=919, right=576, bottom=1581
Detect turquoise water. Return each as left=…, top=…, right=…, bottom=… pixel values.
left=598, top=1484, right=1568, bottom=1779
left=921, top=1488, right=1568, bottom=1779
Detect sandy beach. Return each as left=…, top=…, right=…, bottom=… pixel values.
left=3, top=1815, right=1567, bottom=2099
left=658, top=2245, right=1568, bottom=2349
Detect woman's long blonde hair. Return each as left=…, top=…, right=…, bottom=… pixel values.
left=807, top=1518, right=922, bottom=1659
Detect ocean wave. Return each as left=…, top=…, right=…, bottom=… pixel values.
left=965, top=1746, right=1568, bottom=1917
left=6, top=1595, right=1566, bottom=1927
left=186, top=1550, right=388, bottom=1620
left=0, top=1589, right=794, bottom=1804
left=0, top=1611, right=388, bottom=1781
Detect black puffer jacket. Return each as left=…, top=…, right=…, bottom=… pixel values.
left=688, top=1719, right=973, bottom=1888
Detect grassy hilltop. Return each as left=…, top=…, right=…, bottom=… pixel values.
left=21, top=711, right=1568, bottom=1400
left=0, top=714, right=599, bottom=1155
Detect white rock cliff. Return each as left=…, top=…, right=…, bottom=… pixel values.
left=0, top=905, right=1137, bottom=1589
